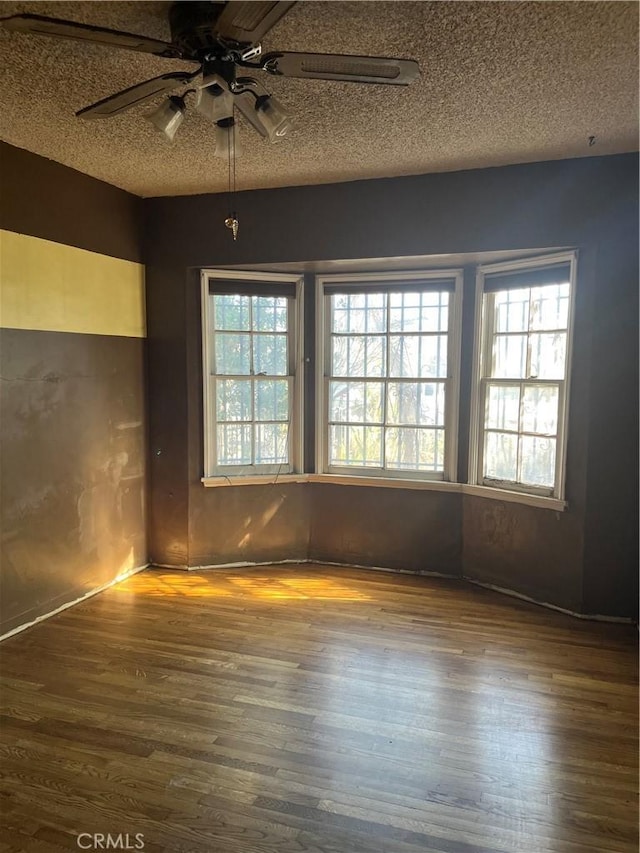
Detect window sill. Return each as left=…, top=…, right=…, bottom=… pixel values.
left=310, top=475, right=566, bottom=508
left=307, top=474, right=460, bottom=492
left=200, top=473, right=567, bottom=510
left=462, top=484, right=567, bottom=511
left=201, top=474, right=308, bottom=487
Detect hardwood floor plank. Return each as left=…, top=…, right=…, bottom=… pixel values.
left=1, top=565, right=637, bottom=852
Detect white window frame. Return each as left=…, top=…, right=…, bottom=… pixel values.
left=468, top=251, right=577, bottom=501
left=201, top=269, right=304, bottom=479
left=315, top=270, right=463, bottom=482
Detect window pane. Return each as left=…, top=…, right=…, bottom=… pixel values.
left=253, top=296, right=288, bottom=332
left=389, top=291, right=449, bottom=333
left=492, top=334, right=527, bottom=379
left=486, top=384, right=520, bottom=431
left=530, top=284, right=570, bottom=331
left=421, top=290, right=449, bottom=332
left=529, top=332, right=566, bottom=380
left=213, top=294, right=250, bottom=330
left=484, top=431, right=518, bottom=481
left=255, top=423, right=288, bottom=464
left=329, top=425, right=383, bottom=467
left=389, top=335, right=447, bottom=378
left=332, top=335, right=386, bottom=377
left=216, top=379, right=252, bottom=422
left=254, top=379, right=289, bottom=422
left=389, top=291, right=420, bottom=332
left=331, top=293, right=386, bottom=334
left=253, top=334, right=288, bottom=376
left=217, top=423, right=252, bottom=465
left=494, top=288, right=529, bottom=333
left=519, top=435, right=556, bottom=487
left=215, top=333, right=251, bottom=375
left=386, top=427, right=444, bottom=471
left=521, top=385, right=559, bottom=435
left=387, top=382, right=445, bottom=426
left=329, top=381, right=383, bottom=424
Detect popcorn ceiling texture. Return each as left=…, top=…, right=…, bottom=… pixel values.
left=0, top=1, right=637, bottom=198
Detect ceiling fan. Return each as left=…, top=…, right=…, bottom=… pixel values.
left=0, top=1, right=421, bottom=142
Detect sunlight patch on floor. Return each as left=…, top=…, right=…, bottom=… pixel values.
left=228, top=576, right=371, bottom=601
left=113, top=572, right=372, bottom=602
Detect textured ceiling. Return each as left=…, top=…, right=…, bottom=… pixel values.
left=0, top=1, right=637, bottom=198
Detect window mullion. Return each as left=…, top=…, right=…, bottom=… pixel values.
left=478, top=377, right=486, bottom=482
left=516, top=380, right=525, bottom=483
left=525, top=287, right=535, bottom=379
left=479, top=293, right=495, bottom=482
left=210, top=297, right=217, bottom=376
left=383, top=294, right=391, bottom=470
left=484, top=293, right=496, bottom=380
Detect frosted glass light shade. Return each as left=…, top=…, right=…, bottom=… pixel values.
left=256, top=95, right=293, bottom=142
left=146, top=97, right=185, bottom=142
left=196, top=86, right=234, bottom=123
left=214, top=120, right=242, bottom=159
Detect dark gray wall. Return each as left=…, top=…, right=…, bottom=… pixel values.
left=582, top=216, right=639, bottom=616
left=309, top=486, right=462, bottom=576
left=0, top=330, right=146, bottom=634
left=0, top=142, right=142, bottom=262
left=145, top=264, right=190, bottom=567
left=144, top=156, right=635, bottom=268
left=462, top=497, right=584, bottom=611
left=144, top=154, right=638, bottom=618
left=0, top=143, right=147, bottom=636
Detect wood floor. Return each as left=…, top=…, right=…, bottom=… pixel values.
left=0, top=566, right=637, bottom=853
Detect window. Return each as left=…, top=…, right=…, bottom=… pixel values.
left=470, top=253, right=576, bottom=499
left=316, top=272, right=463, bottom=480
left=201, top=271, right=303, bottom=477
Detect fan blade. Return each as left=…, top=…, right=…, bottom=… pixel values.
left=76, top=72, right=199, bottom=119
left=262, top=52, right=420, bottom=85
left=214, top=1, right=295, bottom=46
left=0, top=13, right=182, bottom=58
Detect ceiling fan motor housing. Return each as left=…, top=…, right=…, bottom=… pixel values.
left=169, top=1, right=229, bottom=58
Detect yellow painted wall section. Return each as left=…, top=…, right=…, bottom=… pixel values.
left=0, top=230, right=145, bottom=337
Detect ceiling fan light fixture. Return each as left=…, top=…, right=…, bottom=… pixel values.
left=145, top=94, right=186, bottom=141
left=196, top=85, right=234, bottom=123
left=255, top=94, right=293, bottom=142
left=214, top=117, right=242, bottom=159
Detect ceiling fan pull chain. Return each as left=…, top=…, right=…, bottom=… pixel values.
left=224, top=110, right=239, bottom=241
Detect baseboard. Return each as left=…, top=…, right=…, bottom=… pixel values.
left=0, top=564, right=149, bottom=643
left=149, top=558, right=308, bottom=571
left=309, top=559, right=459, bottom=580
left=150, top=557, right=457, bottom=578
left=464, top=577, right=635, bottom=623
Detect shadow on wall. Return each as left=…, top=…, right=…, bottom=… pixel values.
left=188, top=483, right=311, bottom=567
left=234, top=494, right=286, bottom=550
